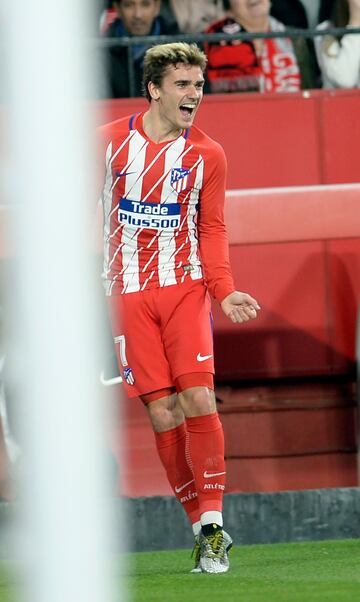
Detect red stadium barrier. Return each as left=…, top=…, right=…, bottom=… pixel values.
left=225, top=184, right=360, bottom=244
left=210, top=184, right=360, bottom=493
left=213, top=184, right=360, bottom=381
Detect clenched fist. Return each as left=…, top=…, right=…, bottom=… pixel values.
left=221, top=291, right=261, bottom=324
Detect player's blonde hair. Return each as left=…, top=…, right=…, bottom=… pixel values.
left=142, top=42, right=207, bottom=102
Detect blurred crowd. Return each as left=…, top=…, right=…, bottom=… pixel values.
left=99, top=0, right=360, bottom=98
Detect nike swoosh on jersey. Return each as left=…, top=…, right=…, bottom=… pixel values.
left=203, top=471, right=226, bottom=479
left=197, top=353, right=213, bottom=362
left=116, top=171, right=136, bottom=177
left=174, top=479, right=195, bottom=493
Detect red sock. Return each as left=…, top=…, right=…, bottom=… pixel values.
left=185, top=412, right=226, bottom=515
left=154, top=423, right=200, bottom=524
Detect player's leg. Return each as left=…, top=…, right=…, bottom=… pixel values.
left=177, top=380, right=232, bottom=574
left=106, top=292, right=201, bottom=531
left=144, top=379, right=232, bottom=574
left=107, top=283, right=230, bottom=570
left=143, top=391, right=200, bottom=531
left=178, top=382, right=224, bottom=523
left=159, top=280, right=232, bottom=573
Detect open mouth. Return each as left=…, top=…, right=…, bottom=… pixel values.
left=179, top=103, right=196, bottom=120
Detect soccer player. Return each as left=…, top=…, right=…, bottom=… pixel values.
left=99, top=42, right=260, bottom=573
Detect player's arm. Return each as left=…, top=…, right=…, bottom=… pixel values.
left=198, top=143, right=260, bottom=323
left=197, top=143, right=233, bottom=302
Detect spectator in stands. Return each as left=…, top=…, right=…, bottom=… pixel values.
left=315, top=0, right=360, bottom=88
left=205, top=0, right=317, bottom=94
left=105, top=0, right=180, bottom=98
left=270, top=1, right=321, bottom=88
left=161, top=0, right=226, bottom=33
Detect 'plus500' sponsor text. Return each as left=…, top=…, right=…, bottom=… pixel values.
left=119, top=198, right=181, bottom=230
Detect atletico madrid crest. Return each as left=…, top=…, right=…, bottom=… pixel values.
left=123, top=367, right=135, bottom=385
left=170, top=167, right=190, bottom=192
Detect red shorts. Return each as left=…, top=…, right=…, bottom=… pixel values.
left=107, top=279, right=214, bottom=398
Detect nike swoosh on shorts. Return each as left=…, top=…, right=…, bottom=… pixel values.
left=197, top=353, right=213, bottom=362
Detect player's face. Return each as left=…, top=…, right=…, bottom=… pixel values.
left=115, top=0, right=160, bottom=36
left=229, top=0, right=270, bottom=21
left=154, top=63, right=205, bottom=131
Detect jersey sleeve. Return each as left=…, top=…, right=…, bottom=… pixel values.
left=198, top=142, right=235, bottom=303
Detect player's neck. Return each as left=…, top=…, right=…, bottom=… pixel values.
left=142, top=109, right=183, bottom=144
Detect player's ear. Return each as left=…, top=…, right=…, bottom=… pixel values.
left=148, top=81, right=160, bottom=102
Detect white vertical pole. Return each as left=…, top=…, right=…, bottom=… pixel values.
left=2, top=1, right=121, bottom=601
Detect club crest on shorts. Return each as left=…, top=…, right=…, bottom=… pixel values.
left=123, top=367, right=135, bottom=385
left=170, top=167, right=190, bottom=192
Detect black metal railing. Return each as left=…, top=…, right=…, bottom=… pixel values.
left=96, top=26, right=360, bottom=97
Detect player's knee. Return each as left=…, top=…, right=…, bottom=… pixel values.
left=179, top=386, right=216, bottom=417
left=147, top=400, right=183, bottom=432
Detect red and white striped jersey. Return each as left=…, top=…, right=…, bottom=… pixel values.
left=99, top=112, right=235, bottom=301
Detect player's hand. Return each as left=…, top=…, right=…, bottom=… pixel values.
left=220, top=291, right=261, bottom=324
